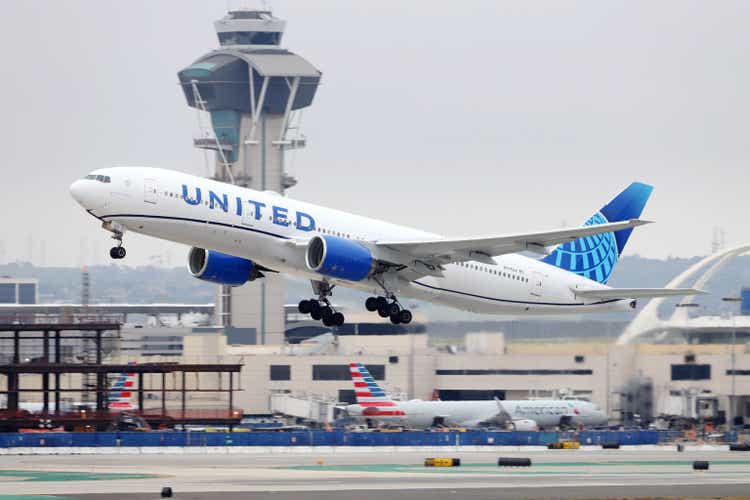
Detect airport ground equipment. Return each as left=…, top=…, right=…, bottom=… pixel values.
left=548, top=441, right=581, bottom=449
left=424, top=458, right=460, bottom=467
left=693, top=460, right=709, bottom=470
left=730, top=442, right=750, bottom=451
left=0, top=323, right=242, bottom=431
left=109, top=411, right=150, bottom=432
left=602, top=442, right=621, bottom=449
left=177, top=8, right=322, bottom=344
left=161, top=487, right=173, bottom=498
left=497, top=457, right=532, bottom=467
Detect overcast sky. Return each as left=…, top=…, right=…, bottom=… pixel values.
left=1, top=1, right=748, bottom=267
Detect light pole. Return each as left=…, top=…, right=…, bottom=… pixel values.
left=722, top=296, right=742, bottom=427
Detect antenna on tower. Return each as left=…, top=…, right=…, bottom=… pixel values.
left=81, top=266, right=90, bottom=308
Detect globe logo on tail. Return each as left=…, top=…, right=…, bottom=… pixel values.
left=542, top=212, right=619, bottom=284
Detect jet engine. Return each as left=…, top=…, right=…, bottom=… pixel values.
left=305, top=235, right=375, bottom=281
left=188, top=247, right=263, bottom=286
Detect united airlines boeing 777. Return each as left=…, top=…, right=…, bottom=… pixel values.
left=70, top=167, right=700, bottom=326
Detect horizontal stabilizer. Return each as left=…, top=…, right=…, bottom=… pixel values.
left=572, top=287, right=706, bottom=299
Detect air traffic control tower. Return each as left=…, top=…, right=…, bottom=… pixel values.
left=178, top=9, right=322, bottom=344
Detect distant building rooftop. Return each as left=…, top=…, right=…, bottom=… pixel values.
left=0, top=278, right=38, bottom=305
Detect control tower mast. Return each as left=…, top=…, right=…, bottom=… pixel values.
left=178, top=9, right=322, bottom=344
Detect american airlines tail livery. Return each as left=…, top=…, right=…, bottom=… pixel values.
left=344, top=363, right=607, bottom=429
left=70, top=167, right=701, bottom=326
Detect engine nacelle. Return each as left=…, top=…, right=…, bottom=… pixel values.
left=305, top=235, right=374, bottom=282
left=511, top=419, right=539, bottom=431
left=188, top=247, right=261, bottom=286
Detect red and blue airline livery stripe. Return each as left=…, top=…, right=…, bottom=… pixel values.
left=108, top=362, right=136, bottom=409
left=349, top=362, right=405, bottom=416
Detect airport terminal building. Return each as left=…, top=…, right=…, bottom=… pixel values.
left=169, top=330, right=750, bottom=426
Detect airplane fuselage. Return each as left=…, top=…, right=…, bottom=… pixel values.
left=345, top=399, right=607, bottom=429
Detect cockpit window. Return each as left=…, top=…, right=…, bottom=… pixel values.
left=85, top=174, right=111, bottom=183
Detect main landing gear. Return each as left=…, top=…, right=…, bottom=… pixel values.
left=365, top=296, right=412, bottom=325
left=298, top=280, right=345, bottom=327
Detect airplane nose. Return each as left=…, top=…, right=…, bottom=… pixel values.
left=69, top=179, right=87, bottom=205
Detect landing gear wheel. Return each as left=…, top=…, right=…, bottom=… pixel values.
left=310, top=301, right=321, bottom=314
left=310, top=301, right=323, bottom=321
left=389, top=313, right=402, bottom=325
left=365, top=297, right=378, bottom=312
left=321, top=306, right=334, bottom=324
left=298, top=300, right=312, bottom=314
left=332, top=312, right=345, bottom=326
left=376, top=296, right=388, bottom=309
left=377, top=304, right=390, bottom=318
left=399, top=309, right=412, bottom=324
left=109, top=246, right=126, bottom=259
left=387, top=302, right=400, bottom=316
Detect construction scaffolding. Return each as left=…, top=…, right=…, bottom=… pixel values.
left=0, top=323, right=242, bottom=431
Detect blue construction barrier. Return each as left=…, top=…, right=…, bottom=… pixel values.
left=0, top=429, right=663, bottom=448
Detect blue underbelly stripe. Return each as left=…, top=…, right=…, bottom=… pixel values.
left=411, top=280, right=620, bottom=307
left=100, top=213, right=291, bottom=240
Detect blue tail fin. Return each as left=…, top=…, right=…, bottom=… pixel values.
left=541, top=182, right=653, bottom=284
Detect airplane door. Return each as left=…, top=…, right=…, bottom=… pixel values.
left=144, top=178, right=158, bottom=204
left=530, top=271, right=544, bottom=298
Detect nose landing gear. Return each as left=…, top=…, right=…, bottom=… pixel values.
left=108, top=231, right=126, bottom=260
left=109, top=245, right=126, bottom=259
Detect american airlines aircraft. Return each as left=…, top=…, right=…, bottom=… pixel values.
left=70, top=167, right=700, bottom=326
left=344, top=363, right=607, bottom=429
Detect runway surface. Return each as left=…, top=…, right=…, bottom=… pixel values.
left=1, top=448, right=749, bottom=499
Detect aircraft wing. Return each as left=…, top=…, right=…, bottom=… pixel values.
left=467, top=398, right=514, bottom=427
left=376, top=219, right=650, bottom=267
left=571, top=287, right=706, bottom=299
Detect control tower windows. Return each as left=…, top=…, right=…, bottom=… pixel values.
left=218, top=31, right=281, bottom=46
left=228, top=10, right=272, bottom=20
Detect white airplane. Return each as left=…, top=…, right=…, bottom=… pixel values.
left=344, top=363, right=607, bottom=429
left=70, top=167, right=701, bottom=326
